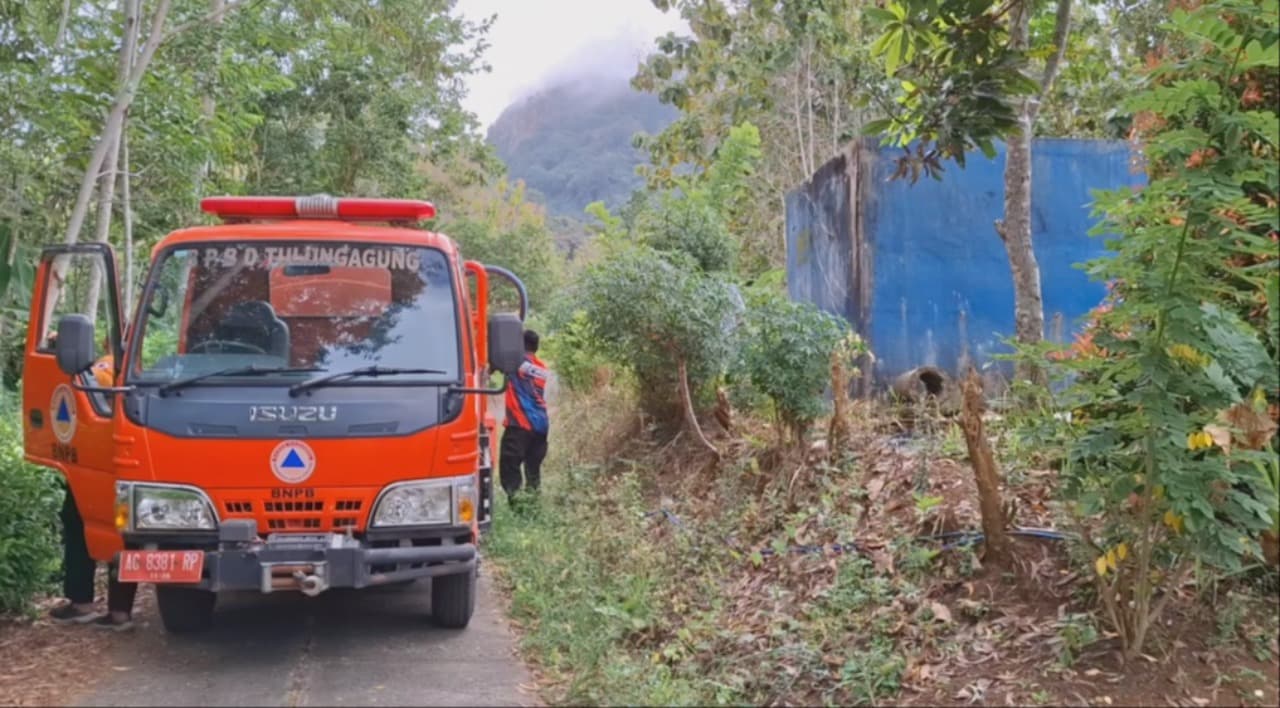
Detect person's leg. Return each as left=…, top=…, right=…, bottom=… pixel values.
left=525, top=432, right=548, bottom=493
left=94, top=563, right=137, bottom=631
left=499, top=426, right=530, bottom=501
left=51, top=484, right=99, bottom=623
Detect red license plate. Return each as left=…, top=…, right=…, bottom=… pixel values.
left=117, top=550, right=205, bottom=584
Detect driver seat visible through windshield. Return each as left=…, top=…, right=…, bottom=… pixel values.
left=211, top=300, right=290, bottom=358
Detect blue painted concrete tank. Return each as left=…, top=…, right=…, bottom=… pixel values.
left=785, top=138, right=1142, bottom=393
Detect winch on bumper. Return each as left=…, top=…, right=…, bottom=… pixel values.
left=126, top=519, right=477, bottom=596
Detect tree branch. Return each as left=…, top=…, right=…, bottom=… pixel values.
left=1040, top=0, right=1073, bottom=96
left=54, top=0, right=72, bottom=51
left=677, top=358, right=720, bottom=462
left=159, top=0, right=251, bottom=44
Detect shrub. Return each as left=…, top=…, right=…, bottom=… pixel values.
left=739, top=290, right=857, bottom=441
left=0, top=394, right=63, bottom=613
left=578, top=246, right=739, bottom=420
left=539, top=305, right=612, bottom=393
left=636, top=194, right=737, bottom=274
left=1050, top=0, right=1280, bottom=660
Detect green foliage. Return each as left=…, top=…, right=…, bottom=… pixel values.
left=635, top=0, right=886, bottom=274
left=0, top=394, right=62, bottom=614
left=577, top=245, right=738, bottom=416
left=1053, top=613, right=1100, bottom=667
left=1034, top=1, right=1159, bottom=139
left=636, top=194, right=736, bottom=274
left=443, top=179, right=562, bottom=313
left=864, top=0, right=1042, bottom=180
left=1042, top=0, right=1280, bottom=658
left=738, top=290, right=855, bottom=439
left=239, top=0, right=493, bottom=196
left=538, top=307, right=611, bottom=393
left=697, top=121, right=763, bottom=236
left=1, top=0, right=494, bottom=294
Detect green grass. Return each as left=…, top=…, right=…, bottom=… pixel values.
left=483, top=467, right=711, bottom=705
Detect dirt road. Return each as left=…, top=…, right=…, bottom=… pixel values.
left=67, top=572, right=534, bottom=707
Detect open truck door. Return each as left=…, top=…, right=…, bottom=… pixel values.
left=23, top=243, right=125, bottom=562
left=462, top=262, right=527, bottom=535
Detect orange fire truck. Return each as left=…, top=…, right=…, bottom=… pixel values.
left=23, top=196, right=525, bottom=632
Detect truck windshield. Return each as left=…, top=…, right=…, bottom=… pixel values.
left=129, top=241, right=461, bottom=385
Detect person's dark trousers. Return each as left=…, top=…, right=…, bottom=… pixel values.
left=499, top=425, right=549, bottom=498
left=59, top=482, right=96, bottom=605
left=107, top=562, right=138, bottom=615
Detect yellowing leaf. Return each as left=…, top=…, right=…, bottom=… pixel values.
left=1167, top=343, right=1209, bottom=367
left=1164, top=509, right=1184, bottom=534
left=1095, top=556, right=1108, bottom=576
left=1105, top=548, right=1118, bottom=571
left=1117, top=543, right=1129, bottom=561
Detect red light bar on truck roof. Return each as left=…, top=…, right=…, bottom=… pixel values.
left=201, top=195, right=437, bottom=223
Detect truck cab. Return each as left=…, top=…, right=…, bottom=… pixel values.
left=22, top=196, right=526, bottom=633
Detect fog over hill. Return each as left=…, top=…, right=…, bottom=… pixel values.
left=486, top=77, right=678, bottom=217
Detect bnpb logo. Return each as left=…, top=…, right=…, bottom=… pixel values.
left=50, top=384, right=76, bottom=444
left=270, top=439, right=316, bottom=484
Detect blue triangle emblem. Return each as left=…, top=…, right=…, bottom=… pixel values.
left=281, top=449, right=306, bottom=469
left=56, top=400, right=71, bottom=423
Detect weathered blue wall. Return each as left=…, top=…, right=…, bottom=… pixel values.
left=786, top=138, right=1142, bottom=389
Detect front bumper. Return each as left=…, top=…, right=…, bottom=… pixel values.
left=122, top=520, right=475, bottom=594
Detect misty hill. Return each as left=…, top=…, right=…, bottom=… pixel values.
left=487, top=79, right=678, bottom=217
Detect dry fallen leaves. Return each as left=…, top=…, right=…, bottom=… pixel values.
left=929, top=601, right=954, bottom=624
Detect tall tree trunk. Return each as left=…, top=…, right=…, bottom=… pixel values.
left=197, top=0, right=226, bottom=197
left=85, top=0, right=141, bottom=327
left=997, top=0, right=1045, bottom=387
left=996, top=0, right=1073, bottom=388
left=122, top=132, right=135, bottom=320
left=62, top=0, right=173, bottom=247
left=61, top=0, right=244, bottom=248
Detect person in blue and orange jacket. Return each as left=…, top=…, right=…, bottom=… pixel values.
left=499, top=329, right=550, bottom=506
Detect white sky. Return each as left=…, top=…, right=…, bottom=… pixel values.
left=455, top=0, right=688, bottom=130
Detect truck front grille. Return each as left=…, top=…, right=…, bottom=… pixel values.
left=264, top=500, right=324, bottom=512
left=218, top=495, right=368, bottom=533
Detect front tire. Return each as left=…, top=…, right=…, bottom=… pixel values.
left=156, top=586, right=216, bottom=633
left=430, top=565, right=476, bottom=629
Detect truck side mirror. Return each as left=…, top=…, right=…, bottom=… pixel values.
left=487, top=313, right=524, bottom=377
left=55, top=314, right=97, bottom=377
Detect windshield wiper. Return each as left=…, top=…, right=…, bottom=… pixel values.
left=288, top=366, right=448, bottom=397
left=158, top=365, right=322, bottom=397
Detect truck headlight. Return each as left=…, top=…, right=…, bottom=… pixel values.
left=371, top=477, right=475, bottom=527
left=117, top=482, right=217, bottom=532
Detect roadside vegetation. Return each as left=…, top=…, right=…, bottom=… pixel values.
left=0, top=0, right=1276, bottom=706
left=485, top=0, right=1280, bottom=705
left=0, top=394, right=62, bottom=614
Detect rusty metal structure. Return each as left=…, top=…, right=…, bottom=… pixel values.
left=785, top=138, right=1141, bottom=396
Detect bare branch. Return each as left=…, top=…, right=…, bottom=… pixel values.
left=1040, top=0, right=1073, bottom=96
